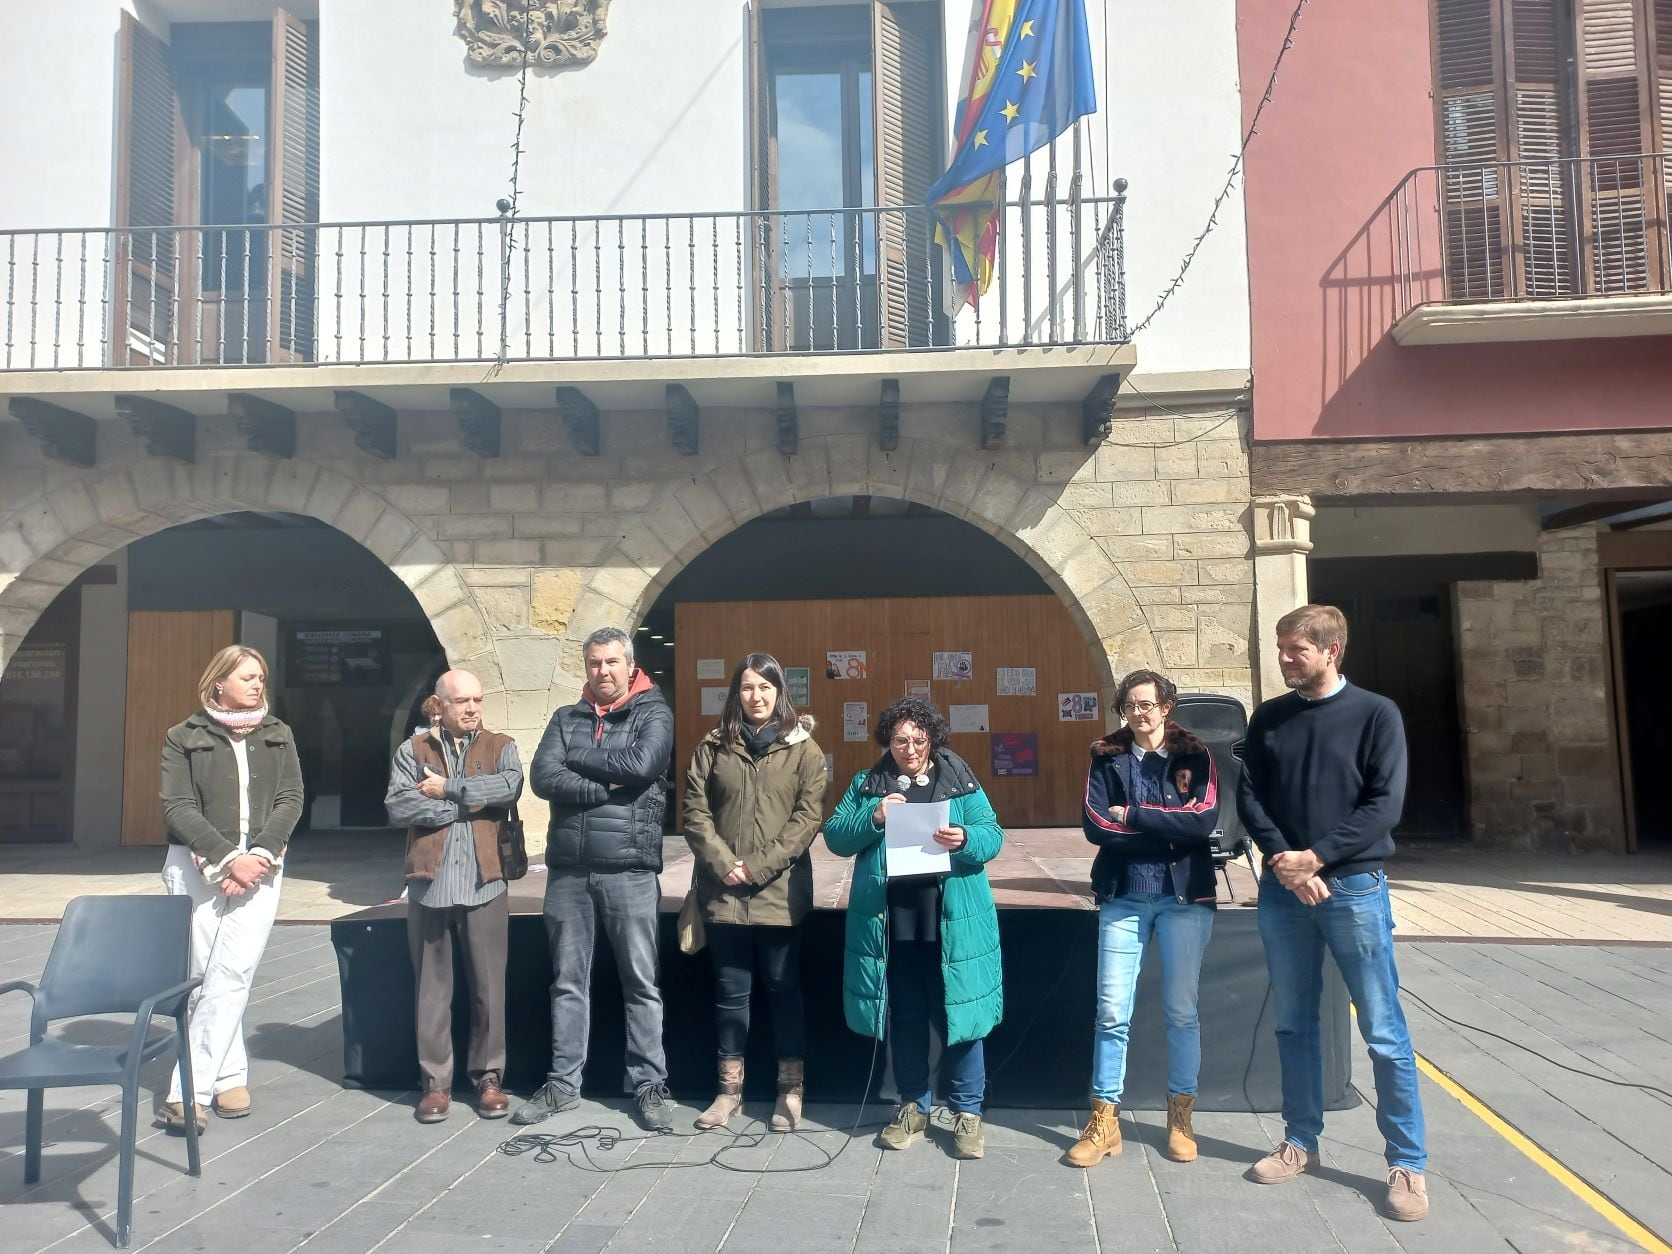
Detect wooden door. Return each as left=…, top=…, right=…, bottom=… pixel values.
left=120, top=610, right=236, bottom=846
left=674, top=595, right=1105, bottom=828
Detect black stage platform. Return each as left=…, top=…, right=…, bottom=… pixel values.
left=331, top=902, right=1355, bottom=1113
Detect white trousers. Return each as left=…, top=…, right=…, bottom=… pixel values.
left=161, top=844, right=283, bottom=1104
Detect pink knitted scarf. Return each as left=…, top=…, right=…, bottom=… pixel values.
left=205, top=703, right=267, bottom=736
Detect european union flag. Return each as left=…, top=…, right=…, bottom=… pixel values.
left=929, top=0, right=1099, bottom=303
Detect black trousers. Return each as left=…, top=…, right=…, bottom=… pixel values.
left=705, top=922, right=806, bottom=1060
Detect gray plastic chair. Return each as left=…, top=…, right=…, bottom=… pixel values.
left=0, top=894, right=203, bottom=1248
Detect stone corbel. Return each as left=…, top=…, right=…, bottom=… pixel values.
left=979, top=377, right=1009, bottom=450
left=116, top=395, right=196, bottom=463
left=775, top=381, right=798, bottom=456
left=334, top=391, right=397, bottom=460
left=555, top=386, right=600, bottom=456
left=10, top=398, right=97, bottom=467
left=877, top=379, right=901, bottom=452
left=1252, top=494, right=1316, bottom=555
left=228, top=393, right=296, bottom=458
left=450, top=388, right=502, bottom=458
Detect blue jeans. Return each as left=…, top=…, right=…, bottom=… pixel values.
left=1258, top=869, right=1427, bottom=1171
left=1092, top=893, right=1214, bottom=1103
left=887, top=940, right=986, bottom=1115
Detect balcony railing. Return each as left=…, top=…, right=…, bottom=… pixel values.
left=0, top=193, right=1126, bottom=371
left=1388, top=152, right=1672, bottom=319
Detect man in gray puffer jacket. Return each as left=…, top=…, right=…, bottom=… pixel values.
left=514, top=626, right=676, bottom=1131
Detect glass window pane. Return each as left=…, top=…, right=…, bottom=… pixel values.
left=776, top=71, right=844, bottom=278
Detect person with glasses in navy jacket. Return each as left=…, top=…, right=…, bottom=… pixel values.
left=1069, top=668, right=1220, bottom=1171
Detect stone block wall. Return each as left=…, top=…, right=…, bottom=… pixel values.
left=1456, top=524, right=1620, bottom=851
left=0, top=392, right=1256, bottom=834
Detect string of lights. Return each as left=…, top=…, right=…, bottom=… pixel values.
left=1126, top=0, right=1310, bottom=341
left=495, top=4, right=535, bottom=364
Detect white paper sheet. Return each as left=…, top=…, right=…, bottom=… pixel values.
left=697, top=658, right=726, bottom=680
left=700, top=686, right=727, bottom=715
left=843, top=701, right=869, bottom=742
left=996, top=666, right=1036, bottom=696
left=950, top=703, right=990, bottom=733
left=884, top=799, right=953, bottom=879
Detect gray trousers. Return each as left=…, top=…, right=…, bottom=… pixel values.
left=407, top=893, right=509, bottom=1092
left=542, top=866, right=667, bottom=1094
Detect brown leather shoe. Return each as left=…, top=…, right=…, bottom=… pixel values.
left=476, top=1074, right=510, bottom=1119
left=416, top=1089, right=451, bottom=1123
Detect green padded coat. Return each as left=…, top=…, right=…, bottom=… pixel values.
left=823, top=749, right=1005, bottom=1046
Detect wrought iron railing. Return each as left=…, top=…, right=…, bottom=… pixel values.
left=1387, top=152, right=1671, bottom=318
left=0, top=192, right=1127, bottom=371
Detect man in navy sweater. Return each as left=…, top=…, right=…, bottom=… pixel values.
left=1236, top=604, right=1428, bottom=1222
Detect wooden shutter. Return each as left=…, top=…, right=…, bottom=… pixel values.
left=1647, top=0, right=1672, bottom=286
left=1432, top=0, right=1509, bottom=298
left=113, top=11, right=181, bottom=364
left=267, top=9, right=319, bottom=362
left=1504, top=0, right=1576, bottom=294
left=1573, top=0, right=1652, bottom=290
left=871, top=1, right=940, bottom=348
left=747, top=1, right=783, bottom=351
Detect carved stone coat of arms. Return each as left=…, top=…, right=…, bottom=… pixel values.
left=454, top=1, right=613, bottom=68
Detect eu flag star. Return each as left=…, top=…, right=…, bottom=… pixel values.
left=973, top=130, right=989, bottom=148
left=1000, top=100, right=1020, bottom=123
left=1018, top=60, right=1037, bottom=83
left=1019, top=19, right=1035, bottom=37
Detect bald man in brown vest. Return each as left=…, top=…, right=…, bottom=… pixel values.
left=384, top=669, right=523, bottom=1123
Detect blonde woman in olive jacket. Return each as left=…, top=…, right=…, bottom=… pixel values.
left=157, top=646, right=303, bottom=1133
left=683, top=652, right=826, bottom=1132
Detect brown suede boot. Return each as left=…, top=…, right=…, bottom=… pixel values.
left=694, top=1056, right=744, bottom=1130
left=1066, top=1100, right=1121, bottom=1167
left=1165, top=1093, right=1198, bottom=1162
left=770, top=1059, right=804, bottom=1132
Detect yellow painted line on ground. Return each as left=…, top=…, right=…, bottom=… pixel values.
left=1412, top=1048, right=1672, bottom=1253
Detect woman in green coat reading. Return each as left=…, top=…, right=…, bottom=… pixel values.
left=825, top=696, right=1004, bottom=1160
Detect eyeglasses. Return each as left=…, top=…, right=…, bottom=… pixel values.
left=1119, top=700, right=1161, bottom=716
left=890, top=736, right=930, bottom=751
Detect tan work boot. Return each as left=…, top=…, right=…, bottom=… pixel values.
left=1248, top=1141, right=1319, bottom=1184
left=770, top=1058, right=804, bottom=1132
left=1066, top=1099, right=1122, bottom=1167
left=1164, top=1093, right=1197, bottom=1162
left=694, top=1056, right=744, bottom=1130
left=1386, top=1167, right=1429, bottom=1221
left=212, top=1086, right=251, bottom=1119
left=879, top=1102, right=929, bottom=1150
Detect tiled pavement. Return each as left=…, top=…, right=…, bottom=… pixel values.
left=2, top=920, right=1670, bottom=1252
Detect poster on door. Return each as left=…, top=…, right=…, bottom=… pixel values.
left=990, top=732, right=1039, bottom=777
left=950, top=704, right=990, bottom=733
left=932, top=651, right=974, bottom=681
left=827, top=650, right=869, bottom=680
left=786, top=667, right=811, bottom=707
left=843, top=701, right=869, bottom=742
left=701, top=686, right=728, bottom=715
left=904, top=679, right=931, bottom=699
left=1058, top=692, right=1100, bottom=721
left=289, top=629, right=388, bottom=687
left=996, top=667, right=1036, bottom=696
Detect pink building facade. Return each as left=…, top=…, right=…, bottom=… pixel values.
left=1237, top=0, right=1672, bottom=852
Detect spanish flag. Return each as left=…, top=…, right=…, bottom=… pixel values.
left=929, top=0, right=1099, bottom=311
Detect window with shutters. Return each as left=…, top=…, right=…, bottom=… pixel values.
left=113, top=11, right=318, bottom=366
left=750, top=2, right=943, bottom=351
left=1429, top=0, right=1672, bottom=300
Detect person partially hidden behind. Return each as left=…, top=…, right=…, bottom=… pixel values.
left=384, top=669, right=523, bottom=1124
left=1237, top=604, right=1429, bottom=1221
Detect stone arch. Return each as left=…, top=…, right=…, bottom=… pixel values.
left=0, top=451, right=495, bottom=691
left=563, top=434, right=1161, bottom=709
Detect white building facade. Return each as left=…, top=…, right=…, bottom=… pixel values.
left=0, top=0, right=1263, bottom=846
